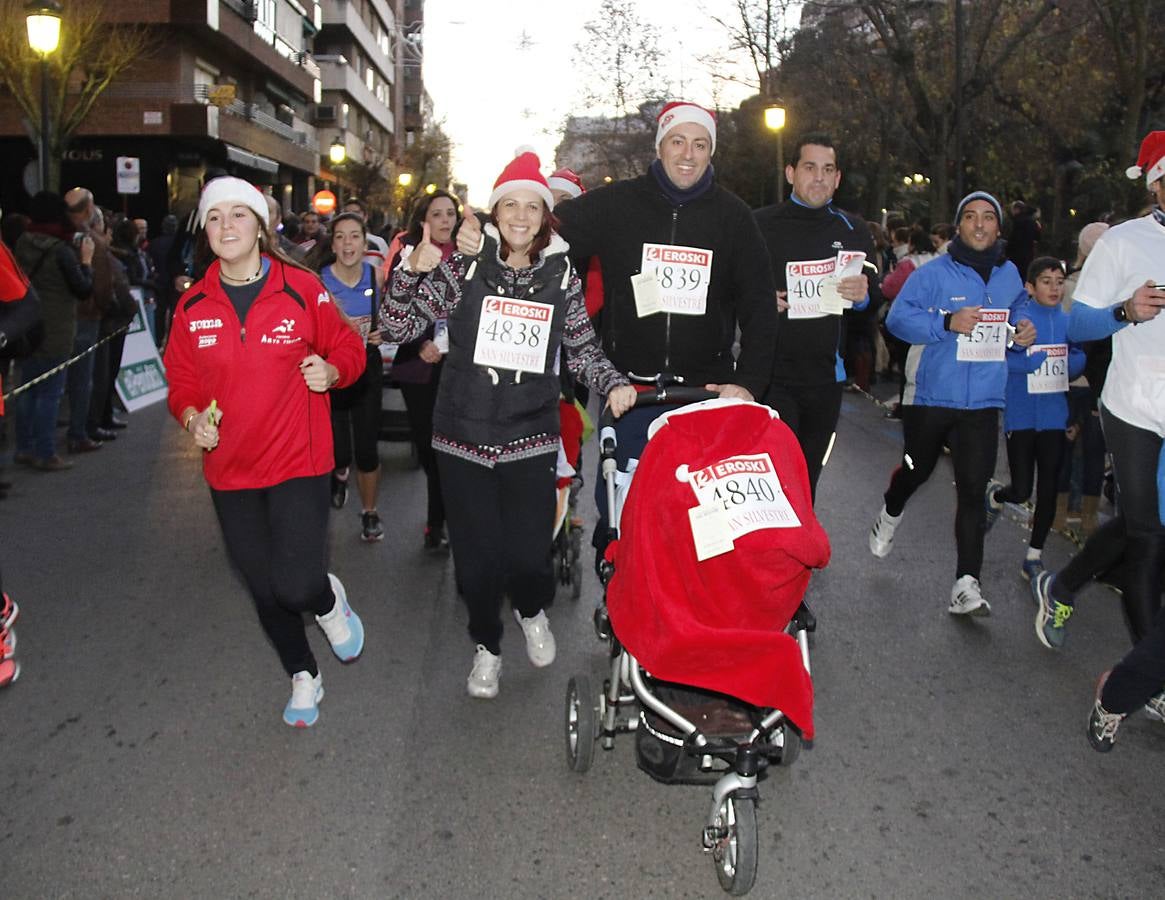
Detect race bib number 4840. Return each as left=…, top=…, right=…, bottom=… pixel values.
left=640, top=243, right=713, bottom=315
left=689, top=452, right=800, bottom=540
left=473, top=296, right=553, bottom=374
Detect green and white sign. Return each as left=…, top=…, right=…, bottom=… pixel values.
left=115, top=288, right=168, bottom=412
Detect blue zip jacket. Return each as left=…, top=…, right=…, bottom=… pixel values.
left=887, top=253, right=1026, bottom=410
left=1002, top=296, right=1086, bottom=432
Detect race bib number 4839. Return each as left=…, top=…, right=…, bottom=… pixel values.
left=689, top=453, right=800, bottom=540
left=640, top=243, right=712, bottom=315
left=473, top=296, right=553, bottom=374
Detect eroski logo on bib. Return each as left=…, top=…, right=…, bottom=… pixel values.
left=689, top=452, right=800, bottom=538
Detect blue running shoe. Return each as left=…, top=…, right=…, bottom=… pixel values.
left=316, top=573, right=364, bottom=662
left=1021, top=557, right=1044, bottom=582
left=1033, top=571, right=1073, bottom=649
left=984, top=479, right=1004, bottom=532
left=283, top=671, right=323, bottom=728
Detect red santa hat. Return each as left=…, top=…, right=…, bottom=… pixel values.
left=548, top=168, right=585, bottom=199
left=488, top=152, right=554, bottom=210
left=1126, top=131, right=1165, bottom=187
left=196, top=176, right=269, bottom=229
left=655, top=101, right=717, bottom=155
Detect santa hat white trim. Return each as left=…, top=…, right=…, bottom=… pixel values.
left=196, top=176, right=269, bottom=229
left=655, top=102, right=717, bottom=155
left=1126, top=131, right=1165, bottom=187
left=489, top=178, right=554, bottom=211
left=548, top=176, right=583, bottom=199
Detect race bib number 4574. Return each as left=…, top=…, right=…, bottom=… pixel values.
left=689, top=453, right=800, bottom=540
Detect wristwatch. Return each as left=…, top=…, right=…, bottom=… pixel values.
left=1113, top=301, right=1130, bottom=323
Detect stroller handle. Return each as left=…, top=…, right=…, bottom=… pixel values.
left=599, top=386, right=720, bottom=457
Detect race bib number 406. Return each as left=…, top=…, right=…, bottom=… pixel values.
left=689, top=453, right=800, bottom=542
left=473, top=296, right=553, bottom=374
left=639, top=243, right=713, bottom=316
left=956, top=309, right=1010, bottom=362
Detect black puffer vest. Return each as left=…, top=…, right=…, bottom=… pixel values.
left=433, top=228, right=572, bottom=447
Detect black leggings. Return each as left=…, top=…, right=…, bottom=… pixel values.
left=1054, top=406, right=1165, bottom=643
left=995, top=429, right=1065, bottom=550
left=884, top=405, right=999, bottom=580
left=763, top=381, right=843, bottom=504
left=331, top=351, right=383, bottom=474
left=211, top=474, right=334, bottom=677
left=400, top=375, right=445, bottom=530
left=438, top=452, right=556, bottom=654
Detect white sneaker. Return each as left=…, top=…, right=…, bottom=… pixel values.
left=1144, top=692, right=1165, bottom=722
left=514, top=609, right=556, bottom=667
left=949, top=575, right=991, bottom=616
left=468, top=644, right=501, bottom=698
left=315, top=573, right=364, bottom=662
left=869, top=505, right=901, bottom=558
left=283, top=670, right=323, bottom=727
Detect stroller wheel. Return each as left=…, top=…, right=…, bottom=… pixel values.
left=777, top=722, right=801, bottom=767
left=565, top=675, right=597, bottom=773
left=569, top=526, right=583, bottom=600
left=711, top=794, right=758, bottom=896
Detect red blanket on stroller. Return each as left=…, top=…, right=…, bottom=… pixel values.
left=606, top=400, right=830, bottom=739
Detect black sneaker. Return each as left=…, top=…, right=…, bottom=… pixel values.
left=423, top=526, right=449, bottom=553
left=330, top=473, right=348, bottom=510
left=361, top=511, right=384, bottom=542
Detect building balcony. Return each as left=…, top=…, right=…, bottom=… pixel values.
left=170, top=95, right=319, bottom=174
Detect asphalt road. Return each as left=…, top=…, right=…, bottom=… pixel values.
left=3, top=385, right=1162, bottom=899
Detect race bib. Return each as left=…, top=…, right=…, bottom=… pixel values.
left=688, top=453, right=800, bottom=542
left=1027, top=343, right=1068, bottom=394
left=787, top=251, right=866, bottom=318
left=473, top=296, right=553, bottom=374
left=956, top=309, right=1009, bottom=362
left=639, top=243, right=712, bottom=316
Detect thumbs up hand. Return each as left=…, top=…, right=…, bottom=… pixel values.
left=456, top=206, right=484, bottom=257
left=409, top=221, right=443, bottom=274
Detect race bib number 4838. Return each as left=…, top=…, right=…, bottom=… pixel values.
left=473, top=296, right=553, bottom=374
left=640, top=243, right=712, bottom=315
left=689, top=453, right=800, bottom=540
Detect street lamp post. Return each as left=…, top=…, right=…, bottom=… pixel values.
left=764, top=102, right=787, bottom=204
left=25, top=1, right=62, bottom=193
left=329, top=136, right=346, bottom=202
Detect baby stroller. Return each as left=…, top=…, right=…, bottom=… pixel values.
left=552, top=390, right=592, bottom=601
left=564, top=387, right=829, bottom=896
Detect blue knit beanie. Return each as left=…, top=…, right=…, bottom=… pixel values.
left=955, top=190, right=1003, bottom=224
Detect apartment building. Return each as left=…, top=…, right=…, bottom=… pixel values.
left=0, top=0, right=425, bottom=224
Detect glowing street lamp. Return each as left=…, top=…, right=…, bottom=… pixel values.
left=329, top=136, right=347, bottom=166
left=25, top=0, right=62, bottom=192
left=764, top=101, right=787, bottom=202
left=397, top=172, right=413, bottom=188
left=424, top=183, right=437, bottom=195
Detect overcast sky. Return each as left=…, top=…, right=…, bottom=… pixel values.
left=423, top=0, right=802, bottom=206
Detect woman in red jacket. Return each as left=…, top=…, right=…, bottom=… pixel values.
left=163, top=177, right=368, bottom=727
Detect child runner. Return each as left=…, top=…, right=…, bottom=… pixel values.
left=985, top=257, right=1085, bottom=580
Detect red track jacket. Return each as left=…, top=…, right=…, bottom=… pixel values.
left=164, top=257, right=365, bottom=491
